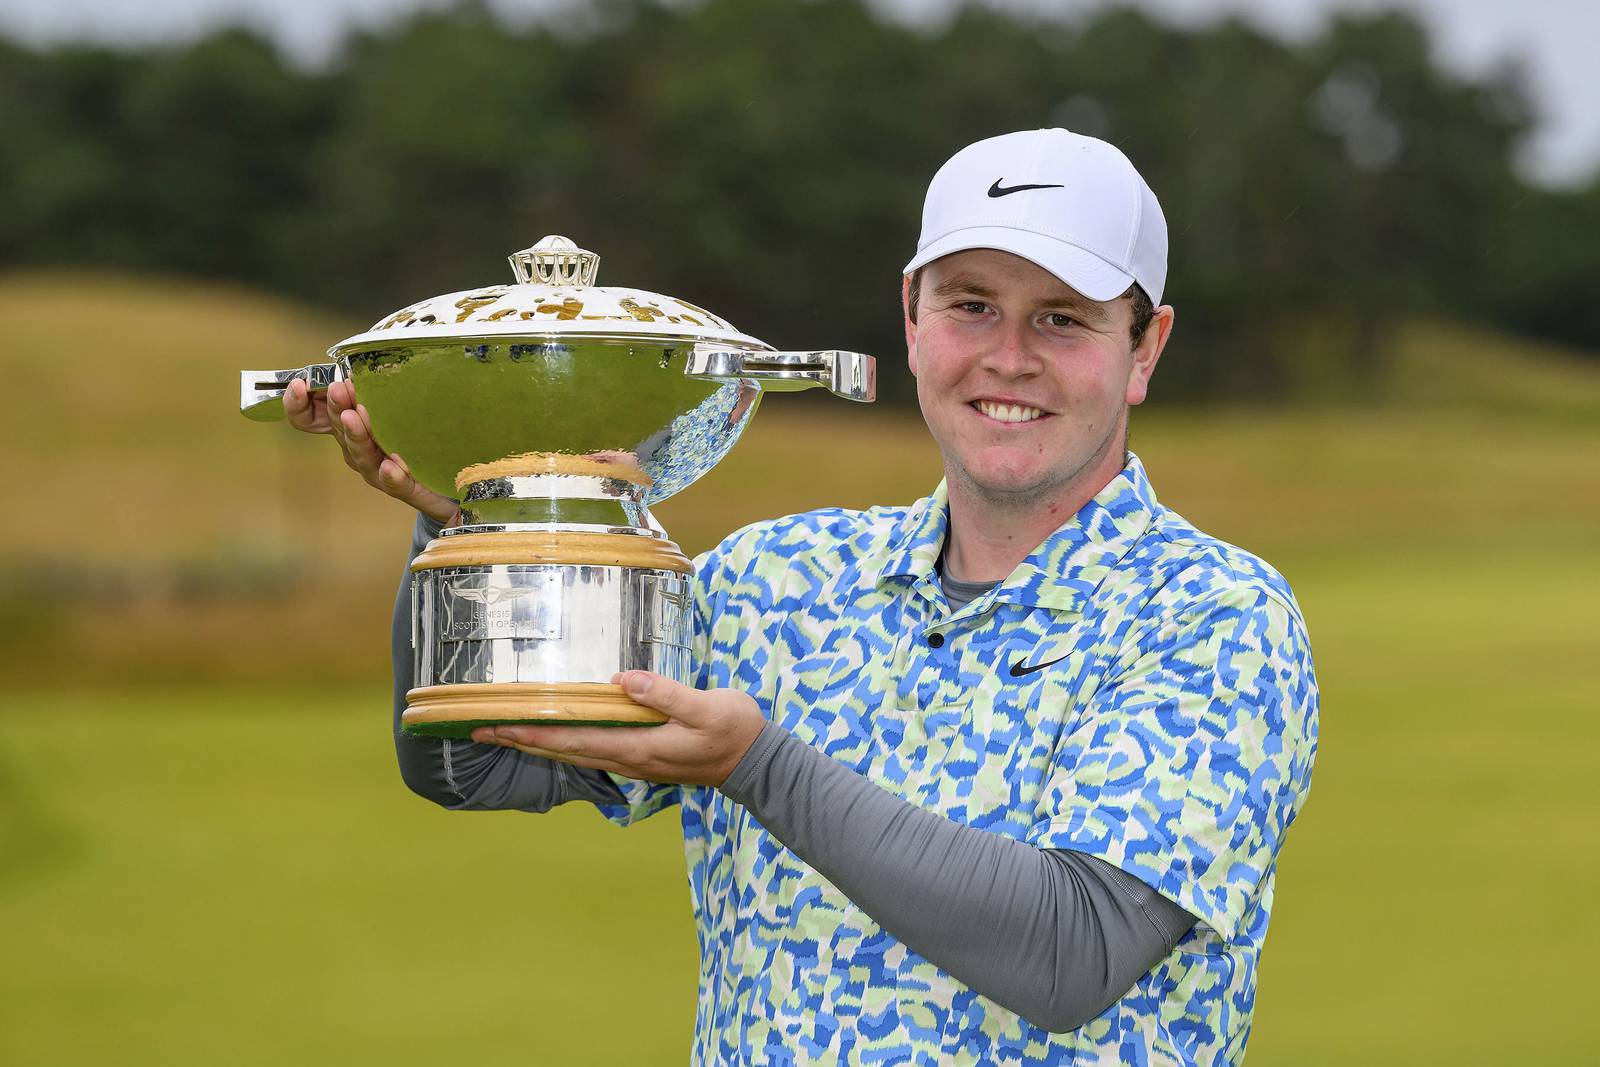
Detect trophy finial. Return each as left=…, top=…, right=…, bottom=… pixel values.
left=509, top=235, right=600, bottom=287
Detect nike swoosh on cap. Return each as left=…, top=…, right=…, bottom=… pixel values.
left=987, top=179, right=1066, bottom=198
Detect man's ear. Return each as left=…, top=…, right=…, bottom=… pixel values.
left=902, top=274, right=919, bottom=377
left=1125, top=304, right=1175, bottom=407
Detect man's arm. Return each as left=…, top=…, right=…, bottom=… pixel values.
left=719, top=720, right=1196, bottom=1034
left=479, top=668, right=1196, bottom=1033
left=391, top=513, right=625, bottom=812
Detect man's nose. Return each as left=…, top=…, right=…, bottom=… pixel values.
left=980, top=317, right=1043, bottom=378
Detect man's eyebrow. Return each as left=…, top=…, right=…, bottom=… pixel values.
left=1044, top=291, right=1113, bottom=324
left=930, top=274, right=1000, bottom=300
left=930, top=273, right=1115, bottom=323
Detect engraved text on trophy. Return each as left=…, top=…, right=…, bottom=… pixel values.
left=441, top=573, right=564, bottom=641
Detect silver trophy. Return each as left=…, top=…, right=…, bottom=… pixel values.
left=240, top=236, right=875, bottom=736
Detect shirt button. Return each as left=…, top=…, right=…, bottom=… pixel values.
left=927, top=632, right=945, bottom=648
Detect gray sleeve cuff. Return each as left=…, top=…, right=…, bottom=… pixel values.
left=414, top=511, right=445, bottom=547
left=718, top=719, right=789, bottom=803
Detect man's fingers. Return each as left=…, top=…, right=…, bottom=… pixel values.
left=500, top=740, right=623, bottom=773
left=481, top=724, right=644, bottom=775
left=339, top=406, right=373, bottom=445
left=336, top=407, right=387, bottom=476
left=464, top=688, right=760, bottom=788
left=488, top=723, right=603, bottom=756
left=378, top=456, right=407, bottom=490
left=379, top=454, right=459, bottom=525
left=282, top=378, right=330, bottom=434
left=617, top=671, right=707, bottom=723
left=377, top=454, right=424, bottom=497
left=282, top=376, right=307, bottom=416
left=327, top=379, right=356, bottom=411
left=281, top=375, right=455, bottom=524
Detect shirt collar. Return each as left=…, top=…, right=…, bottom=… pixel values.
left=877, top=479, right=951, bottom=587
left=875, top=452, right=1160, bottom=613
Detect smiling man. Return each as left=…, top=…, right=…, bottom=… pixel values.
left=293, top=128, right=1318, bottom=1065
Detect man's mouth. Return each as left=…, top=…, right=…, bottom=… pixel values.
left=972, top=399, right=1047, bottom=424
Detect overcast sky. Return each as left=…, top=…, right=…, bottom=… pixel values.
left=3, top=0, right=1595, bottom=186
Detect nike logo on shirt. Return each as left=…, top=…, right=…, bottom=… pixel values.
left=1008, top=652, right=1070, bottom=678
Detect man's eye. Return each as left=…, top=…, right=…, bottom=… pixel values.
left=957, top=301, right=990, bottom=315
left=1046, top=313, right=1079, bottom=329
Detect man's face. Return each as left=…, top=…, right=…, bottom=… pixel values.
left=903, top=248, right=1171, bottom=508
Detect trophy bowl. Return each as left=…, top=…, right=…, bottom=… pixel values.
left=240, top=236, right=875, bottom=736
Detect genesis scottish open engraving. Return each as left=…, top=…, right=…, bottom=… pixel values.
left=438, top=572, right=563, bottom=642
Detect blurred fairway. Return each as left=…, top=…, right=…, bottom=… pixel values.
left=2, top=272, right=1598, bottom=1063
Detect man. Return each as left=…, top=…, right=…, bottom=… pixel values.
left=286, top=128, right=1318, bottom=1064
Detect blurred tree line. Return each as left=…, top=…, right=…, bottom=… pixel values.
left=1, top=0, right=1595, bottom=404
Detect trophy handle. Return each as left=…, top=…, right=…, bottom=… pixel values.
left=239, top=362, right=344, bottom=422
left=684, top=347, right=876, bottom=402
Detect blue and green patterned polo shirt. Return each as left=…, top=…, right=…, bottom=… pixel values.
left=598, top=453, right=1319, bottom=1064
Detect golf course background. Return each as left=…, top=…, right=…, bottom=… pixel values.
left=2, top=270, right=1597, bottom=1063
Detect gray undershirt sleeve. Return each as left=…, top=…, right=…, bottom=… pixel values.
left=390, top=513, right=625, bottom=812
left=719, top=720, right=1198, bottom=1034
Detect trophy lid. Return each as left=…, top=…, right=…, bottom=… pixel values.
left=331, top=235, right=768, bottom=355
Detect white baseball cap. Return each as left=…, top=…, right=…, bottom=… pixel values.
left=903, top=128, right=1168, bottom=305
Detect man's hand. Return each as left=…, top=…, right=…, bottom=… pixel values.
left=471, top=671, right=768, bottom=788
left=282, top=377, right=459, bottom=526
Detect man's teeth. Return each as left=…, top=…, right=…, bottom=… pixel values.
left=975, top=400, right=1044, bottom=423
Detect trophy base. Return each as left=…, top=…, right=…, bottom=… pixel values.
left=402, top=681, right=668, bottom=738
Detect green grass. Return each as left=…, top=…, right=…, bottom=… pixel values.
left=3, top=271, right=1599, bottom=1062
left=0, top=690, right=697, bottom=1065
left=1249, top=549, right=1600, bottom=1063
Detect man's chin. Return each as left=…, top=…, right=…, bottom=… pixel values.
left=952, top=465, right=1066, bottom=505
